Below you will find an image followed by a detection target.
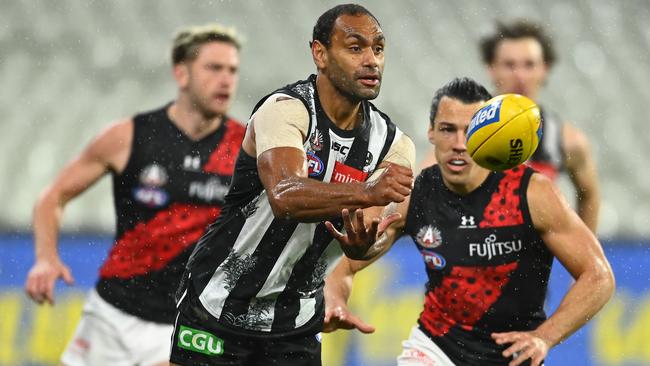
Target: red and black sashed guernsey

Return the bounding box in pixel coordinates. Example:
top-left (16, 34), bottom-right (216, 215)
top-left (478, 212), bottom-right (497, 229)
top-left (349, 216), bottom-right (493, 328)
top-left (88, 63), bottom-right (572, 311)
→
top-left (404, 165), bottom-right (553, 365)
top-left (96, 104), bottom-right (245, 324)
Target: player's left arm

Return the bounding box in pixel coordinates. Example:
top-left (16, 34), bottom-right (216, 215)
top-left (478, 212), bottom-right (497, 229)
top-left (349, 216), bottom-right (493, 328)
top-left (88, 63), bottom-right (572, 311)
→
top-left (492, 173), bottom-right (614, 366)
top-left (323, 199), bottom-right (408, 333)
top-left (321, 134), bottom-right (415, 330)
top-left (563, 123), bottom-right (600, 233)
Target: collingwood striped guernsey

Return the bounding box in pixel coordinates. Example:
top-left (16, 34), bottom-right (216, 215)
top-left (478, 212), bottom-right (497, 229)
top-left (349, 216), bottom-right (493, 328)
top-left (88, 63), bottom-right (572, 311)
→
top-left (179, 74), bottom-right (409, 337)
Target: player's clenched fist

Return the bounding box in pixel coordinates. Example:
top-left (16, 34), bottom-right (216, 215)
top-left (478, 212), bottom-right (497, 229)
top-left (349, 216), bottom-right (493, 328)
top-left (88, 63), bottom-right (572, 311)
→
top-left (364, 163), bottom-right (413, 206)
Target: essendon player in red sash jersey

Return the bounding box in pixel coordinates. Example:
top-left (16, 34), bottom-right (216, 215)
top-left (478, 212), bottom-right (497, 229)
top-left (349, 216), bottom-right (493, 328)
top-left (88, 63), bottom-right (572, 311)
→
top-left (402, 165), bottom-right (547, 365)
top-left (96, 107), bottom-right (244, 322)
top-left (26, 25), bottom-right (245, 366)
top-left (324, 78), bottom-right (614, 366)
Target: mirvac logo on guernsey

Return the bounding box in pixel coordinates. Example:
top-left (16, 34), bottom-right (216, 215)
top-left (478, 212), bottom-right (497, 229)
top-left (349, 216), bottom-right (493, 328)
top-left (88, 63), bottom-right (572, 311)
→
top-left (469, 234), bottom-right (522, 260)
top-left (177, 325), bottom-right (224, 356)
top-left (331, 161), bottom-right (368, 183)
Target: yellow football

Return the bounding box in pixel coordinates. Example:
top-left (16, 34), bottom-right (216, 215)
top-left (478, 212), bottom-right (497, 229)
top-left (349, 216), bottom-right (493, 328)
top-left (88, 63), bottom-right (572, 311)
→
top-left (466, 94), bottom-right (542, 171)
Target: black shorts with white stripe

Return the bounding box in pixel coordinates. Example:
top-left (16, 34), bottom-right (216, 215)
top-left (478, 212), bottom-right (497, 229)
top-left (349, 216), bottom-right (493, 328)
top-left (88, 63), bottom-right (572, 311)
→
top-left (170, 283), bottom-right (322, 366)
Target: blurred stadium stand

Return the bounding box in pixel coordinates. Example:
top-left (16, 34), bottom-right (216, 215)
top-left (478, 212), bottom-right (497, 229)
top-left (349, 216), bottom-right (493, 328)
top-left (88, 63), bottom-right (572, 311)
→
top-left (1, 1), bottom-right (649, 365)
top-left (0, 0), bottom-right (649, 237)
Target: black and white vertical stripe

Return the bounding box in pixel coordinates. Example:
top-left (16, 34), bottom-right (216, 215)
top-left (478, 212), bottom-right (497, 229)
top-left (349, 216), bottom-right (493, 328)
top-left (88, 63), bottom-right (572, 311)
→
top-left (194, 78), bottom-right (403, 334)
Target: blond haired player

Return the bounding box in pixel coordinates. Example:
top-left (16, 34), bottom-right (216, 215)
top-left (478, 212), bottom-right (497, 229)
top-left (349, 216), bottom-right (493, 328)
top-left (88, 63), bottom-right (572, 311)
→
top-left (25, 24), bottom-right (245, 366)
top-left (325, 78), bottom-right (614, 366)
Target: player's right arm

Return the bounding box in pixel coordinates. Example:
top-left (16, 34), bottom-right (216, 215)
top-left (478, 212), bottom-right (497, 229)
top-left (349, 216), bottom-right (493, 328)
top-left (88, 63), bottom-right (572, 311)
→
top-left (246, 95), bottom-right (414, 223)
top-left (25, 119), bottom-right (133, 305)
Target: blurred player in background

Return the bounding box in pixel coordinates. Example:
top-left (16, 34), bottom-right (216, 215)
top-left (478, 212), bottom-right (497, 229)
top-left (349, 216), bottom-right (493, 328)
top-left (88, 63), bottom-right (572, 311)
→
top-left (24, 24), bottom-right (245, 366)
top-left (170, 4), bottom-right (415, 365)
top-left (324, 78), bottom-right (614, 366)
top-left (419, 20), bottom-right (600, 233)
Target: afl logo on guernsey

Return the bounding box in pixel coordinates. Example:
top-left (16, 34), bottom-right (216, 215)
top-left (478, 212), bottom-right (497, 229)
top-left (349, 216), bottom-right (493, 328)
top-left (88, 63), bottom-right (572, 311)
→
top-left (421, 250), bottom-right (446, 270)
top-left (133, 163), bottom-right (169, 207)
top-left (416, 225), bottom-right (442, 249)
top-left (307, 153), bottom-right (324, 177)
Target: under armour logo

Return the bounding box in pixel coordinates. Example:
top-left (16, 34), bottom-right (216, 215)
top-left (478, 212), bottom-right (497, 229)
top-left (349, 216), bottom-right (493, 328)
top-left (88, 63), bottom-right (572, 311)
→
top-left (460, 215), bottom-right (476, 228)
top-left (183, 155), bottom-right (201, 171)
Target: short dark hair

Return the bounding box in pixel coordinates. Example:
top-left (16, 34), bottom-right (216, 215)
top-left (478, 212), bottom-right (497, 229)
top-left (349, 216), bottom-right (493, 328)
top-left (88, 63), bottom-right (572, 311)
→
top-left (172, 24), bottom-right (242, 65)
top-left (479, 19), bottom-right (556, 67)
top-left (429, 77), bottom-right (492, 125)
top-left (311, 4), bottom-right (380, 48)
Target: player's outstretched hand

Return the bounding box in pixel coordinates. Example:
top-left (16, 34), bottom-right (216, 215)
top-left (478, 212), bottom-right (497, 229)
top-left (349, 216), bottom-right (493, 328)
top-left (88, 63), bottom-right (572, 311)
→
top-left (491, 330), bottom-right (551, 366)
top-left (364, 162), bottom-right (413, 206)
top-left (325, 208), bottom-right (400, 260)
top-left (25, 257), bottom-right (75, 305)
top-left (323, 303), bottom-right (375, 334)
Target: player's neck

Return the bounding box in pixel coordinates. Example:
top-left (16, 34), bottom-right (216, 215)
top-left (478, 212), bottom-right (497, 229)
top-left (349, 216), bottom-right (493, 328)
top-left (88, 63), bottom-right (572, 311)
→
top-left (442, 168), bottom-right (491, 195)
top-left (316, 75), bottom-right (363, 131)
top-left (169, 99), bottom-right (224, 141)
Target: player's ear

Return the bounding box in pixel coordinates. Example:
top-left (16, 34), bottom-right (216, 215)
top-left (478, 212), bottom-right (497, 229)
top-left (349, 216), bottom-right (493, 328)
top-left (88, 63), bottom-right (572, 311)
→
top-left (312, 40), bottom-right (328, 70)
top-left (173, 62), bottom-right (190, 89)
